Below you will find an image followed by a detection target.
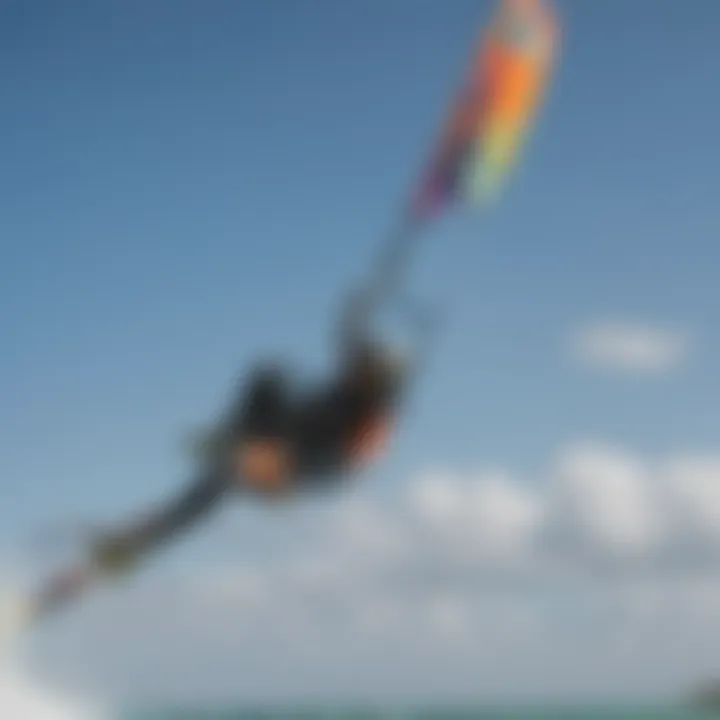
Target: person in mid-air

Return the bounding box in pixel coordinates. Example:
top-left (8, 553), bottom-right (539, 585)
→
top-left (68, 286), bottom-right (424, 584)
top-left (24, 288), bottom-right (418, 624)
top-left (25, 286), bottom-right (424, 625)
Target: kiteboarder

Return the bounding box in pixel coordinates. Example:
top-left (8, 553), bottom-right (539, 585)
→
top-left (26, 283), bottom-right (427, 622)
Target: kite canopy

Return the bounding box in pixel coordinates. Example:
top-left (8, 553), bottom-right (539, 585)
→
top-left (413, 0), bottom-right (560, 219)
top-left (365, 0), bottom-right (561, 309)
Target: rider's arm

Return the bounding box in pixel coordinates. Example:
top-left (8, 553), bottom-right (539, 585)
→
top-left (337, 287), bottom-right (376, 360)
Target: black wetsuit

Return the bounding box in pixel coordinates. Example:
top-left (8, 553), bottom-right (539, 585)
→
top-left (227, 286), bottom-right (396, 481)
top-left (86, 290), bottom-right (398, 574)
top-left (32, 368), bottom-right (392, 619)
top-left (85, 386), bottom-right (389, 576)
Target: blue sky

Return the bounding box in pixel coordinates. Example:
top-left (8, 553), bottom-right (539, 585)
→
top-left (3, 0), bottom-right (720, 706)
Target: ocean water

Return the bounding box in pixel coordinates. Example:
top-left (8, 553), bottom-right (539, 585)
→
top-left (2, 665), bottom-right (718, 720)
top-left (120, 708), bottom-right (719, 719)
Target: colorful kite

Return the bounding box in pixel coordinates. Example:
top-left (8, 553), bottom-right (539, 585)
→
top-left (413, 0), bottom-right (560, 218)
top-left (369, 0), bottom-right (561, 300)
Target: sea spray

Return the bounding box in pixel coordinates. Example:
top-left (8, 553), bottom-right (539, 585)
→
top-left (0, 657), bottom-right (105, 720)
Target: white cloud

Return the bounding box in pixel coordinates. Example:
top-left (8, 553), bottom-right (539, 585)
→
top-left (568, 321), bottom-right (691, 374)
top-left (0, 661), bottom-right (102, 720)
top-left (426, 594), bottom-right (471, 642)
top-left (664, 458), bottom-right (720, 542)
top-left (19, 443), bottom-right (720, 703)
top-left (553, 444), bottom-right (663, 555)
top-left (195, 564), bottom-right (266, 611)
top-left (410, 470), bottom-right (545, 565)
top-left (329, 497), bottom-right (409, 562)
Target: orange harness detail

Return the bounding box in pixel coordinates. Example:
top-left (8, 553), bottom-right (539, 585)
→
top-left (235, 412), bottom-right (394, 495)
top-left (347, 413), bottom-right (393, 467)
top-left (235, 439), bottom-right (293, 495)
